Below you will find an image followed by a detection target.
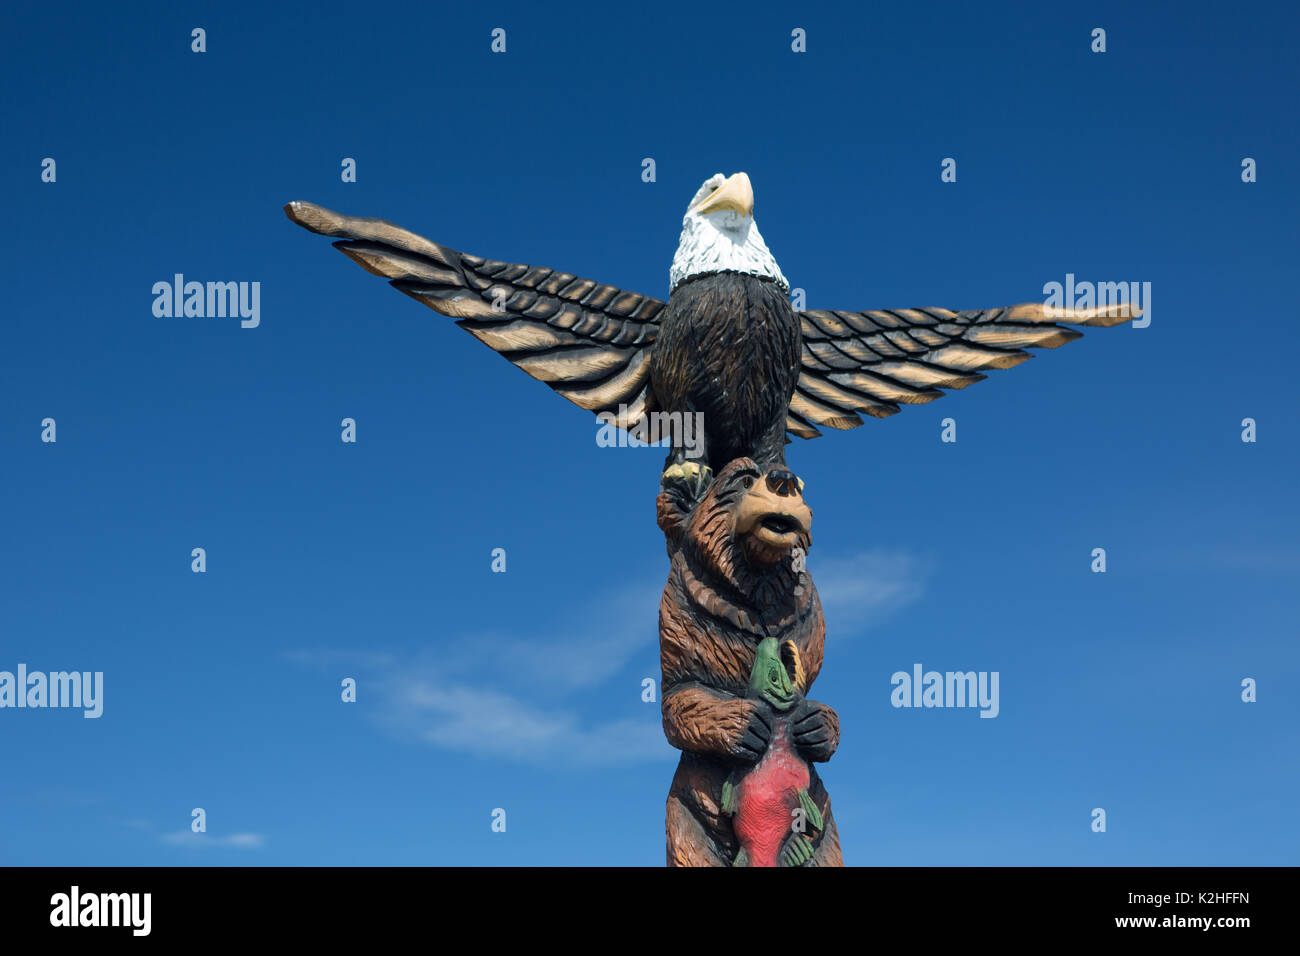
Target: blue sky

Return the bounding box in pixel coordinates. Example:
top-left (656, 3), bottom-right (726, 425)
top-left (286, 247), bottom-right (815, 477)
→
top-left (2, 0), bottom-right (1296, 865)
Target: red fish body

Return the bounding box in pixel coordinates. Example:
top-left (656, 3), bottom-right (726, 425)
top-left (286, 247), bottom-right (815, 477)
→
top-left (732, 719), bottom-right (811, 867)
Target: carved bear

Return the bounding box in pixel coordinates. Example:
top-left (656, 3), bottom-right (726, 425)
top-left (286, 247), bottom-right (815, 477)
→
top-left (657, 457), bottom-right (842, 867)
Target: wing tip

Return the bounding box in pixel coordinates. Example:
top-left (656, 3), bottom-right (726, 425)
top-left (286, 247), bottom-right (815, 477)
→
top-left (284, 200), bottom-right (338, 236)
top-left (1010, 301), bottom-right (1142, 328)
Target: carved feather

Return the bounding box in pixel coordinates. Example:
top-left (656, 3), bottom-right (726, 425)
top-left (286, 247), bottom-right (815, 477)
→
top-left (284, 201), bottom-right (663, 432)
top-left (791, 303), bottom-right (1141, 437)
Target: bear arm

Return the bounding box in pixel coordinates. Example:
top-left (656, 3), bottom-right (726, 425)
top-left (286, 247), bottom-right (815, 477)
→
top-left (662, 682), bottom-right (755, 758)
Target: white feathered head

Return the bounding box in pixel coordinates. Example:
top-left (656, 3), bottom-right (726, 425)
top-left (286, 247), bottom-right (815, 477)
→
top-left (669, 172), bottom-right (789, 294)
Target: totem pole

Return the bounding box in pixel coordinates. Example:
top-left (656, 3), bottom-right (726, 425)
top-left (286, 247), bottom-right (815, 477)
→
top-left (285, 171), bottom-right (1137, 866)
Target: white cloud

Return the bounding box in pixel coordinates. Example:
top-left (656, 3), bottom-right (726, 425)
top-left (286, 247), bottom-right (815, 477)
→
top-left (160, 831), bottom-right (266, 849)
top-left (285, 551), bottom-right (926, 764)
top-left (389, 680), bottom-right (668, 765)
top-left (807, 549), bottom-right (929, 634)
top-left (284, 583), bottom-right (670, 767)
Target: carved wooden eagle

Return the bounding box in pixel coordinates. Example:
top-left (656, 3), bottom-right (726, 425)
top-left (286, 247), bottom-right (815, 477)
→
top-left (285, 172), bottom-right (1138, 490)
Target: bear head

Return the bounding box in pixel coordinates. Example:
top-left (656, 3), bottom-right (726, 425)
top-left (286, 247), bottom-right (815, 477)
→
top-left (660, 458), bottom-right (812, 613)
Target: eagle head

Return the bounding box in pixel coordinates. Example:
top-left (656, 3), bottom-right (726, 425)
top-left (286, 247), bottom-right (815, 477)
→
top-left (669, 172), bottom-right (789, 294)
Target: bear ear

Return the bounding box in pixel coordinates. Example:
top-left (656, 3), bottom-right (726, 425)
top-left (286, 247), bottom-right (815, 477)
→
top-left (714, 457), bottom-right (760, 485)
top-left (780, 640), bottom-right (806, 693)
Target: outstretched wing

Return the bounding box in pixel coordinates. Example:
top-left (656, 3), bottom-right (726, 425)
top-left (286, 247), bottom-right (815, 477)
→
top-left (787, 303), bottom-right (1141, 438)
top-left (284, 201), bottom-right (663, 430)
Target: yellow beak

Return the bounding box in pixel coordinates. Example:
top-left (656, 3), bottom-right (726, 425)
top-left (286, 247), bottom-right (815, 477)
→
top-left (691, 171), bottom-right (754, 218)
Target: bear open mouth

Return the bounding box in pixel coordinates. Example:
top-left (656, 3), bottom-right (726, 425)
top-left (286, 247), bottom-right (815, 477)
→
top-left (760, 514), bottom-right (801, 535)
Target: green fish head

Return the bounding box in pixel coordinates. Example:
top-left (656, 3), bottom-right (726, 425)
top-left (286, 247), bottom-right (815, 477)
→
top-left (749, 637), bottom-right (797, 711)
